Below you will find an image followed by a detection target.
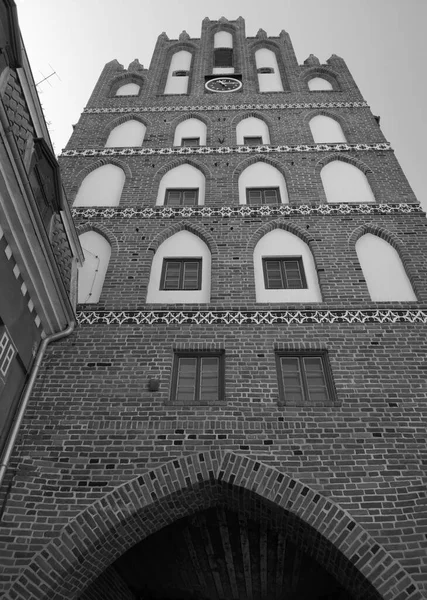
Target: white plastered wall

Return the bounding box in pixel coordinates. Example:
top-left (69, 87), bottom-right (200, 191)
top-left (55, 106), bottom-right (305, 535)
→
top-left (73, 164), bottom-right (125, 207)
top-left (78, 231), bottom-right (111, 303)
top-left (156, 164), bottom-right (205, 205)
top-left (213, 31), bottom-right (234, 74)
top-left (105, 120), bottom-right (146, 147)
top-left (254, 229), bottom-right (322, 303)
top-left (308, 77), bottom-right (333, 91)
top-left (321, 161), bottom-right (375, 204)
top-left (238, 162), bottom-right (288, 204)
top-left (164, 51), bottom-right (192, 95)
top-left (236, 117), bottom-right (270, 145)
top-left (115, 82), bottom-right (140, 96)
top-left (146, 230), bottom-right (211, 303)
top-left (310, 115), bottom-right (347, 143)
top-left (255, 49), bottom-right (283, 92)
top-left (356, 233), bottom-right (416, 301)
top-left (174, 118), bottom-right (207, 146)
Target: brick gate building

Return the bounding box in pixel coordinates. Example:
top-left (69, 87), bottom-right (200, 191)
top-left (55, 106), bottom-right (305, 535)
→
top-left (1, 16), bottom-right (427, 600)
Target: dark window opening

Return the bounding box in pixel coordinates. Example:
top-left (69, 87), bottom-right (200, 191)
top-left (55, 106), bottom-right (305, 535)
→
top-left (165, 189), bottom-right (199, 206)
top-left (257, 67), bottom-right (274, 74)
top-left (246, 187), bottom-right (280, 205)
top-left (172, 70), bottom-right (189, 77)
top-left (276, 352), bottom-right (336, 406)
top-left (243, 136), bottom-right (263, 146)
top-left (161, 258), bottom-right (202, 290)
top-left (263, 257), bottom-right (307, 289)
top-left (214, 48), bottom-right (233, 68)
top-left (181, 138), bottom-right (200, 147)
top-left (171, 352), bottom-right (224, 404)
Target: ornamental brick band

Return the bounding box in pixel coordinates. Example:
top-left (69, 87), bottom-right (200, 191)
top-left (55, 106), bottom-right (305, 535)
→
top-left (3, 452), bottom-right (421, 600)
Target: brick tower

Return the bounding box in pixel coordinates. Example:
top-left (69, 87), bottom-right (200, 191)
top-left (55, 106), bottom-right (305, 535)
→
top-left (1, 16), bottom-right (427, 600)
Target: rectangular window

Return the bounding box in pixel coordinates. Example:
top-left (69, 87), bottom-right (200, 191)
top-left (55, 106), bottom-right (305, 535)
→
top-left (161, 258), bottom-right (202, 290)
top-left (0, 329), bottom-right (15, 378)
top-left (165, 188), bottom-right (199, 206)
top-left (181, 138), bottom-right (200, 147)
top-left (263, 257), bottom-right (307, 289)
top-left (276, 352), bottom-right (336, 406)
top-left (214, 48), bottom-right (233, 68)
top-left (171, 352), bottom-right (224, 404)
top-left (243, 136), bottom-right (263, 146)
top-left (246, 187), bottom-right (280, 205)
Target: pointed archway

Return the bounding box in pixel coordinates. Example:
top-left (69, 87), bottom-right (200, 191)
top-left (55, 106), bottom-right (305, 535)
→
top-left (4, 452), bottom-right (420, 599)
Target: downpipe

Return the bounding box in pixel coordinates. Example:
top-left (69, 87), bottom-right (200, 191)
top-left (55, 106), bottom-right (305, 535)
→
top-left (0, 321), bottom-right (75, 491)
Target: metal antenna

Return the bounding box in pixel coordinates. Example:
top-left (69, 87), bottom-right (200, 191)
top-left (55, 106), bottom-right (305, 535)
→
top-left (36, 64), bottom-right (61, 88)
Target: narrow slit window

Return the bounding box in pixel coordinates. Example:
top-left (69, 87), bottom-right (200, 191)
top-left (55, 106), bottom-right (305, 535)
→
top-left (173, 70), bottom-right (190, 77)
top-left (161, 258), bottom-right (202, 290)
top-left (263, 257), bottom-right (307, 289)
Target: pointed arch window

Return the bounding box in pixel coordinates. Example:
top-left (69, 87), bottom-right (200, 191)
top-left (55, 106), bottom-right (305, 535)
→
top-left (174, 118), bottom-right (207, 146)
top-left (213, 31), bottom-right (234, 74)
top-left (73, 164), bottom-right (125, 207)
top-left (164, 50), bottom-right (192, 95)
top-left (321, 161), bottom-right (375, 204)
top-left (239, 162), bottom-right (288, 205)
top-left (156, 164), bottom-right (205, 206)
top-left (356, 233), bottom-right (416, 301)
top-left (236, 117), bottom-right (270, 145)
top-left (105, 120), bottom-right (146, 147)
top-left (78, 231), bottom-right (111, 304)
top-left (308, 77), bottom-right (333, 91)
top-left (255, 48), bottom-right (283, 92)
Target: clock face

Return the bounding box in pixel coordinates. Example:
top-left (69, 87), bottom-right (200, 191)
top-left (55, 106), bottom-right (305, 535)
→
top-left (205, 77), bottom-right (242, 93)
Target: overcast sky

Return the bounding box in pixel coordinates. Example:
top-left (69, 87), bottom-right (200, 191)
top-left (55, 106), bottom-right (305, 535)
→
top-left (15, 0), bottom-right (427, 210)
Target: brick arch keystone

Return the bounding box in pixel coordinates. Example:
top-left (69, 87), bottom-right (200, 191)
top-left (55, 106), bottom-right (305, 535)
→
top-left (4, 452), bottom-right (421, 600)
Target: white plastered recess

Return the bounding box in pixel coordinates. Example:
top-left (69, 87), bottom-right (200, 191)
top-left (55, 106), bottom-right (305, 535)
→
top-left (308, 77), bottom-right (333, 91)
top-left (146, 230), bottom-right (211, 304)
top-left (73, 164), bottom-right (125, 207)
top-left (115, 82), bottom-right (140, 96)
top-left (255, 48), bottom-right (283, 92)
top-left (356, 233), bottom-right (416, 301)
top-left (105, 120), bottom-right (146, 147)
top-left (236, 117), bottom-right (270, 145)
top-left (174, 118), bottom-right (207, 146)
top-left (164, 51), bottom-right (192, 95)
top-left (321, 161), bottom-right (375, 204)
top-left (309, 115), bottom-right (347, 143)
top-left (156, 164), bottom-right (205, 205)
top-left (238, 162), bottom-right (288, 204)
top-left (78, 231), bottom-right (111, 303)
top-left (254, 229), bottom-right (322, 303)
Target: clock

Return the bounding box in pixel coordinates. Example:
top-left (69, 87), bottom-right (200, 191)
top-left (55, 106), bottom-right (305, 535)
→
top-left (205, 77), bottom-right (242, 93)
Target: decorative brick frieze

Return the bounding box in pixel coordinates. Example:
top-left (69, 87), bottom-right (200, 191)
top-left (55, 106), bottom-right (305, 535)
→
top-left (61, 141), bottom-right (392, 158)
top-left (76, 308), bottom-right (427, 326)
top-left (71, 202), bottom-right (422, 220)
top-left (83, 101), bottom-right (369, 114)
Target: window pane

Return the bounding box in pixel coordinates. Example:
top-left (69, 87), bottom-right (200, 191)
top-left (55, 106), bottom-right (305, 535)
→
top-left (247, 190), bottom-right (263, 204)
top-left (263, 189), bottom-right (279, 204)
top-left (166, 190), bottom-right (182, 206)
top-left (280, 357), bottom-right (304, 402)
top-left (243, 137), bottom-right (263, 146)
top-left (182, 138), bottom-right (200, 147)
top-left (200, 357), bottom-right (219, 401)
top-left (182, 190), bottom-right (197, 206)
top-left (304, 357), bottom-right (329, 403)
top-left (176, 357), bottom-right (197, 403)
top-left (214, 49), bottom-right (233, 67)
top-left (163, 261), bottom-right (181, 289)
top-left (264, 260), bottom-right (284, 289)
top-left (182, 261), bottom-right (201, 289)
top-left (283, 260), bottom-right (304, 288)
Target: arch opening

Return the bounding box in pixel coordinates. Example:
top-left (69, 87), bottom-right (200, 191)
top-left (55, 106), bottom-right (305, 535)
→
top-left (321, 160), bottom-right (375, 204)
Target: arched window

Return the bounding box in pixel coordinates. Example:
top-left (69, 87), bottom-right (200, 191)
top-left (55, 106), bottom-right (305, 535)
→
top-left (236, 117), bottom-right (270, 145)
top-left (254, 229), bottom-right (322, 303)
top-left (308, 77), bottom-right (333, 91)
top-left (255, 48), bottom-right (283, 92)
top-left (115, 83), bottom-right (140, 96)
top-left (213, 31), bottom-right (234, 74)
top-left (239, 162), bottom-right (288, 205)
top-left (78, 231), bottom-right (111, 304)
top-left (356, 233), bottom-right (416, 301)
top-left (321, 161), bottom-right (375, 204)
top-left (173, 118), bottom-right (207, 146)
top-left (309, 115), bottom-right (347, 143)
top-left (164, 51), bottom-right (192, 95)
top-left (105, 120), bottom-right (146, 147)
top-left (73, 164), bottom-right (125, 207)
top-left (146, 230), bottom-right (211, 304)
top-left (156, 164), bottom-right (205, 206)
